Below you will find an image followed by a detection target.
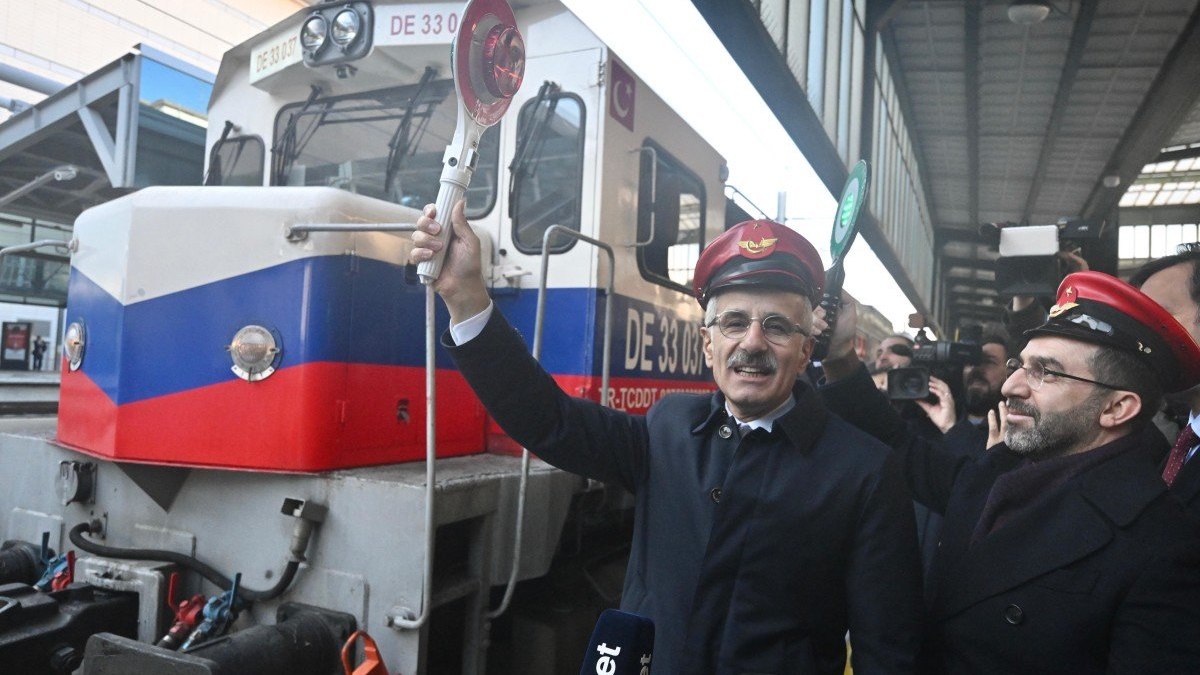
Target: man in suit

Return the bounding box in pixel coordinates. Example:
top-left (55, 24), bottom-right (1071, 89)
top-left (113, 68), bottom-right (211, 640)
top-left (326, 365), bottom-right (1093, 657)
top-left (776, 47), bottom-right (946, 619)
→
top-left (819, 271), bottom-right (1200, 674)
top-left (410, 202), bottom-right (922, 674)
top-left (1131, 242), bottom-right (1200, 516)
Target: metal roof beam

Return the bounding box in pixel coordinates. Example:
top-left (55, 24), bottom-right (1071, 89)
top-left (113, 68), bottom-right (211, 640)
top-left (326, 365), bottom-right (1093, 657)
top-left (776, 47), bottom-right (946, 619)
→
top-left (965, 0), bottom-right (980, 230)
top-left (0, 53), bottom-right (137, 164)
top-left (941, 255), bottom-right (996, 269)
top-left (1082, 5), bottom-right (1200, 223)
top-left (869, 0), bottom-right (911, 33)
top-left (1020, 0), bottom-right (1099, 223)
top-left (1119, 205), bottom-right (1200, 227)
top-left (1152, 145), bottom-right (1200, 164)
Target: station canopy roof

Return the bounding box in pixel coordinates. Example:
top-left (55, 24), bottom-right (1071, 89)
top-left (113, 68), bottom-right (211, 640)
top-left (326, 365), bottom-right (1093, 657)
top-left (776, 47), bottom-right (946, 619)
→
top-left (693, 0), bottom-right (1200, 328)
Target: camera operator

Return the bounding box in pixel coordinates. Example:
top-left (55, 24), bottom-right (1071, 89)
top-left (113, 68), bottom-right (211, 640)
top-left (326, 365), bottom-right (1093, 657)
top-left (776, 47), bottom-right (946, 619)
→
top-left (880, 328), bottom-right (1011, 571)
top-left (1003, 241), bottom-right (1091, 351)
top-left (916, 329), bottom-right (1012, 434)
top-left (875, 334), bottom-right (915, 373)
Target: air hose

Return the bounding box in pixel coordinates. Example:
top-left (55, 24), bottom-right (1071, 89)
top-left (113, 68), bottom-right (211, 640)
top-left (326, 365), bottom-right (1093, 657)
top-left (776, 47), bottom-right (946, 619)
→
top-left (69, 521), bottom-right (299, 602)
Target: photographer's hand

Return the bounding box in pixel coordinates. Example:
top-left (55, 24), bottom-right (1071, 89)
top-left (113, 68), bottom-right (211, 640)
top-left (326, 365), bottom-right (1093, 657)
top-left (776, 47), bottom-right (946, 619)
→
top-left (915, 375), bottom-right (957, 434)
top-left (1057, 249), bottom-right (1089, 273)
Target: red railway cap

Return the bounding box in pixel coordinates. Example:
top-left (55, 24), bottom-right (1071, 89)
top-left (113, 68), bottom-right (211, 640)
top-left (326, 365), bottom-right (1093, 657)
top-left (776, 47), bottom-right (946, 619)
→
top-left (692, 220), bottom-right (824, 308)
top-left (1025, 271), bottom-right (1200, 393)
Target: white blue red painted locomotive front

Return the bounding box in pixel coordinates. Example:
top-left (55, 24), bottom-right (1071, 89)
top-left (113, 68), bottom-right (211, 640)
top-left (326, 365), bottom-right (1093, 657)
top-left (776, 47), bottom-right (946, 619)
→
top-left (57, 186), bottom-right (711, 471)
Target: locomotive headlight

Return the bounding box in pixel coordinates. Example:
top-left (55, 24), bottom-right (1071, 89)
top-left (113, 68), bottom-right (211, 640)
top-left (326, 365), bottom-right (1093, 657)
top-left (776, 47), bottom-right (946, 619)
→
top-left (330, 9), bottom-right (362, 48)
top-left (300, 1), bottom-right (372, 68)
top-left (228, 325), bottom-right (280, 382)
top-left (64, 321), bottom-right (86, 372)
top-left (300, 15), bottom-right (329, 53)
top-left (482, 25), bottom-right (525, 98)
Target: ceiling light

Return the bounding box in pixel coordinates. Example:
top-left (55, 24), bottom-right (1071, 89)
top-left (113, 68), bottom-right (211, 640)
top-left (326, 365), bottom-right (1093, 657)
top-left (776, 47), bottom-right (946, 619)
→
top-left (1008, 1), bottom-right (1052, 24)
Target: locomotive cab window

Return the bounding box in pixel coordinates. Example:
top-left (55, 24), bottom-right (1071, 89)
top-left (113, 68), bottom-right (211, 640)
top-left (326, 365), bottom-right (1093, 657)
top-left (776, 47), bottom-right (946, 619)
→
top-left (206, 135), bottom-right (264, 186)
top-left (510, 89), bottom-right (585, 254)
top-left (271, 77), bottom-right (500, 218)
top-left (637, 143), bottom-right (706, 291)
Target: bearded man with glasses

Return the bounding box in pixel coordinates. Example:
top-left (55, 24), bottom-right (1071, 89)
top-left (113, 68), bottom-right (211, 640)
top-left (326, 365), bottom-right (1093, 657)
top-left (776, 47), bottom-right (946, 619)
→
top-left (819, 271), bottom-right (1200, 674)
top-left (411, 205), bottom-right (922, 675)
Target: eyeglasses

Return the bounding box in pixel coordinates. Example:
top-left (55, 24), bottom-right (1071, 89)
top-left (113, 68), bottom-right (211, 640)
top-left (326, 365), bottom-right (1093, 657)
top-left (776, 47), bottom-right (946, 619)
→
top-left (1004, 357), bottom-right (1127, 392)
top-left (706, 310), bottom-right (809, 346)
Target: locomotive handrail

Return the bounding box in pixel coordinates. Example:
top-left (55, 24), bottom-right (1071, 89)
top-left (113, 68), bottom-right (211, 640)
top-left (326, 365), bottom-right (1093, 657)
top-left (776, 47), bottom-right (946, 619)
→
top-left (0, 239), bottom-right (75, 262)
top-left (281, 219), bottom-right (436, 632)
top-left (487, 223), bottom-right (615, 620)
top-left (285, 222), bottom-right (417, 242)
top-left (390, 284), bottom-right (440, 630)
top-left (627, 146), bottom-right (658, 248)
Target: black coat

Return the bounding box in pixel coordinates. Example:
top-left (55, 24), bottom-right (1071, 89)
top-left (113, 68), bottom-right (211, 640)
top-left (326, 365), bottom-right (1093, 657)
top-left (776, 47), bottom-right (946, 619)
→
top-left (447, 311), bottom-right (923, 675)
top-left (915, 419), bottom-right (989, 574)
top-left (823, 365), bottom-right (1200, 673)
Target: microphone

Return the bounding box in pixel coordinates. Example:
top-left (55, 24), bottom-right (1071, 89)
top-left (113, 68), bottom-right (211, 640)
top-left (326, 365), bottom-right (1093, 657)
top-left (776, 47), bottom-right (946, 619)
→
top-left (579, 609), bottom-right (654, 675)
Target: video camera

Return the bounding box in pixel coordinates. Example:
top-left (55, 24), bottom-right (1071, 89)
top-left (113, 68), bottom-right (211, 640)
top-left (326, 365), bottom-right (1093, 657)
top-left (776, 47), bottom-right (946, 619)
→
top-left (886, 323), bottom-right (982, 401)
top-left (982, 217), bottom-right (1104, 297)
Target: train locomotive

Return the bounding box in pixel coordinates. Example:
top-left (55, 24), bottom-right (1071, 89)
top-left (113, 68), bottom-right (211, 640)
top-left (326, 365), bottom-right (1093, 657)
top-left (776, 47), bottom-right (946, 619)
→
top-left (0, 0), bottom-right (750, 671)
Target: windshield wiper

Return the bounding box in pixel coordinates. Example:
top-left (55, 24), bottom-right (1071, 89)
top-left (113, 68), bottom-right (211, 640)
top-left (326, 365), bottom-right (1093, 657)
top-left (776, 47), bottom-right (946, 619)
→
top-left (271, 85), bottom-right (324, 185)
top-left (507, 81), bottom-right (562, 218)
top-left (384, 67), bottom-right (438, 195)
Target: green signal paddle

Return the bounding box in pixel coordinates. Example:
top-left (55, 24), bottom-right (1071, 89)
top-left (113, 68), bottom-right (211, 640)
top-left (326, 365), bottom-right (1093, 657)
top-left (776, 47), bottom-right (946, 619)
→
top-left (812, 160), bottom-right (870, 360)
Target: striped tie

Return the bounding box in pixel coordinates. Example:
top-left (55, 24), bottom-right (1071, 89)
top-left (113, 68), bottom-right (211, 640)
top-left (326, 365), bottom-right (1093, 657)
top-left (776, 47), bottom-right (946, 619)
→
top-left (1163, 425), bottom-right (1199, 488)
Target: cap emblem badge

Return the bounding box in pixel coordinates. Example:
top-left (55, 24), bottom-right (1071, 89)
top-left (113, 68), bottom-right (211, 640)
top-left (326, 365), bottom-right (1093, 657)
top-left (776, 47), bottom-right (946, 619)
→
top-left (1048, 301), bottom-right (1078, 318)
top-left (738, 237), bottom-right (778, 258)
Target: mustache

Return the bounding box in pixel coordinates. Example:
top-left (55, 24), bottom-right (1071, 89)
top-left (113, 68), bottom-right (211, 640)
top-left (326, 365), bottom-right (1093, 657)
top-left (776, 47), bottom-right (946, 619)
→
top-left (727, 350), bottom-right (778, 372)
top-left (1005, 399), bottom-right (1039, 420)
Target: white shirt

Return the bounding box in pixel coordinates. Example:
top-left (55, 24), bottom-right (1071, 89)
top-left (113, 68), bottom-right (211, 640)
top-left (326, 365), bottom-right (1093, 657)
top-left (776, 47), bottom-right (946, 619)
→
top-left (449, 301), bottom-right (495, 345)
top-left (1186, 412), bottom-right (1200, 464)
top-left (727, 396), bottom-right (796, 433)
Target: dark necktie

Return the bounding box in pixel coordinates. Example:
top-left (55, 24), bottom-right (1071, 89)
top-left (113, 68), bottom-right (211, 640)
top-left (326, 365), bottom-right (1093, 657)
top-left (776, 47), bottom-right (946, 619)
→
top-left (1163, 425), bottom-right (1199, 487)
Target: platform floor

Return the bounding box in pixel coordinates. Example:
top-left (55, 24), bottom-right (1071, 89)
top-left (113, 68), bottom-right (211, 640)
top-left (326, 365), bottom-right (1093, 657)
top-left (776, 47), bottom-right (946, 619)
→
top-left (0, 370), bottom-right (60, 414)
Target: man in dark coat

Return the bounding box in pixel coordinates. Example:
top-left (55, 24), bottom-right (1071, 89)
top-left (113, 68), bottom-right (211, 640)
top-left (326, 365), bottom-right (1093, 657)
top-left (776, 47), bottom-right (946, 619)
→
top-left (819, 271), bottom-right (1200, 674)
top-left (411, 201), bottom-right (923, 674)
top-left (1131, 242), bottom-right (1200, 518)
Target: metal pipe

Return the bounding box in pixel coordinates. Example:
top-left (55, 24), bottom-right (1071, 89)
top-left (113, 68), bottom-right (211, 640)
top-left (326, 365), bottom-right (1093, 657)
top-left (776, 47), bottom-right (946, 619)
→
top-left (0, 239), bottom-right (74, 261)
top-left (0, 63), bottom-right (64, 95)
top-left (284, 222), bottom-right (417, 241)
top-left (280, 217), bottom-right (428, 627)
top-left (487, 223), bottom-right (615, 619)
top-left (0, 96), bottom-right (30, 113)
top-left (0, 166), bottom-right (78, 209)
top-left (392, 284), bottom-right (438, 630)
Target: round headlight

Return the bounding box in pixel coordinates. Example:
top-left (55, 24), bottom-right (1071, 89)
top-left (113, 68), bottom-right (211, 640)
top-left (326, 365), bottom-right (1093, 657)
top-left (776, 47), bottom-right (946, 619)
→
top-left (228, 325), bottom-right (279, 382)
top-left (64, 321), bottom-right (86, 372)
top-left (482, 25), bottom-right (525, 99)
top-left (300, 15), bottom-right (329, 53)
top-left (330, 9), bottom-right (362, 48)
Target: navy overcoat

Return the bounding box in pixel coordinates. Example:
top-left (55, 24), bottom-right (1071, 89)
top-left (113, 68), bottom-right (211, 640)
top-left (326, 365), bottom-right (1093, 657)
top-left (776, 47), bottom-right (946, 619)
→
top-left (447, 311), bottom-right (922, 675)
top-left (822, 364), bottom-right (1200, 674)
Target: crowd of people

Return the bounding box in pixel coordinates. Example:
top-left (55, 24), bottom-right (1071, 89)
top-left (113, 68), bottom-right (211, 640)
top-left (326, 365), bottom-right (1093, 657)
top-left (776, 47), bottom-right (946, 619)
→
top-left (410, 199), bottom-right (1200, 674)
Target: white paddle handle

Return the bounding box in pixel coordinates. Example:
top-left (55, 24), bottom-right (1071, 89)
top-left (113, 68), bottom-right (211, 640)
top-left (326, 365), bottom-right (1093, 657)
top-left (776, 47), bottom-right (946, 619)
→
top-left (418, 121), bottom-right (483, 285)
